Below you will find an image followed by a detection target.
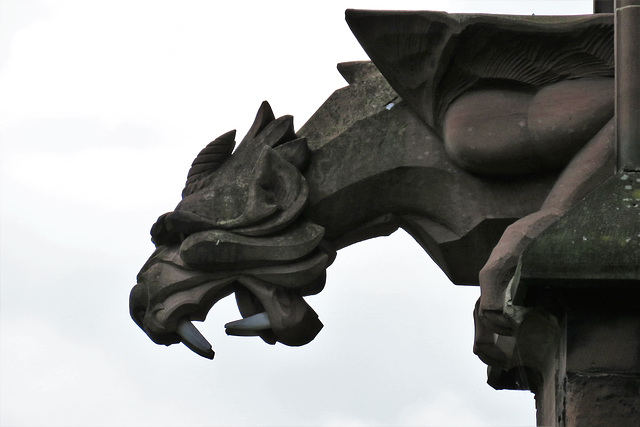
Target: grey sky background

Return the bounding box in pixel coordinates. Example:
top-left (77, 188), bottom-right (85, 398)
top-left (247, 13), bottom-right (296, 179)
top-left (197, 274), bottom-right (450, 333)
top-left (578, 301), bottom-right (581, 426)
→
top-left (1, 1), bottom-right (592, 426)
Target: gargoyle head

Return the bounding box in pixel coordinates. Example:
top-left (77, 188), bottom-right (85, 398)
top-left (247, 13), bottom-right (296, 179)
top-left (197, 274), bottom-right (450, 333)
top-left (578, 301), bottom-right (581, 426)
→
top-left (130, 102), bottom-right (334, 358)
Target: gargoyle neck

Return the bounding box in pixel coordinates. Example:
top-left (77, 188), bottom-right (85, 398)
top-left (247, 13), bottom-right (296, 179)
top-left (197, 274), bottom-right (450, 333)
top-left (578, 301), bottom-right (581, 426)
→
top-left (302, 103), bottom-right (557, 285)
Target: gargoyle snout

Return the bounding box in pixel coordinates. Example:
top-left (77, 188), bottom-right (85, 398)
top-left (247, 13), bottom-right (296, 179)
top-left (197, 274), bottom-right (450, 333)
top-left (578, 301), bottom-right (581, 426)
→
top-left (130, 279), bottom-right (215, 359)
top-left (129, 283), bottom-right (147, 331)
top-left (129, 281), bottom-right (182, 347)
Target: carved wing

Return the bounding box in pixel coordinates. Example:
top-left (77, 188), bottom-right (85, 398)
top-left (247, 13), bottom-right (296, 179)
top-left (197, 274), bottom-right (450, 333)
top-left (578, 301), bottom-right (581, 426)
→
top-left (346, 10), bottom-right (613, 133)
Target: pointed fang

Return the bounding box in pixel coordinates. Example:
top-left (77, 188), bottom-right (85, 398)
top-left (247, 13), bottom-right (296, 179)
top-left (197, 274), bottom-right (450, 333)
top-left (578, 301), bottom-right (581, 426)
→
top-left (225, 312), bottom-right (271, 336)
top-left (176, 318), bottom-right (214, 359)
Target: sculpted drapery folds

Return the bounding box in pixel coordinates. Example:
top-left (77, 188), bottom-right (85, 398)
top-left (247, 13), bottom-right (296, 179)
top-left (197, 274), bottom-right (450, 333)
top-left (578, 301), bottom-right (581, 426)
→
top-left (131, 10), bottom-right (616, 376)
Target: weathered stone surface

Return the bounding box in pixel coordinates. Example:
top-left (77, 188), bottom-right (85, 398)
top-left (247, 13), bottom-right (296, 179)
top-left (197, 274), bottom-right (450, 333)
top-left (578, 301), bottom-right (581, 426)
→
top-left (130, 16), bottom-right (637, 427)
top-left (304, 97), bottom-right (556, 284)
top-left (132, 8), bottom-right (620, 359)
top-left (475, 4), bottom-right (640, 425)
top-left (565, 374), bottom-right (640, 426)
top-left (298, 61), bottom-right (399, 150)
top-left (517, 171), bottom-right (640, 291)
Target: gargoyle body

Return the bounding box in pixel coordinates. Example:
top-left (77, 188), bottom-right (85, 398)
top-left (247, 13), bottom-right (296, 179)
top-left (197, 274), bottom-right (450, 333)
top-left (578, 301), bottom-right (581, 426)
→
top-left (131, 10), bottom-right (615, 384)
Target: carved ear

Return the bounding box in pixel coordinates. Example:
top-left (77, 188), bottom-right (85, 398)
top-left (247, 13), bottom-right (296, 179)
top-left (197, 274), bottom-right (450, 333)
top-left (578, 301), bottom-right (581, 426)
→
top-left (233, 147), bottom-right (309, 237)
top-left (183, 130), bottom-right (236, 197)
top-left (274, 137), bottom-right (310, 171)
top-left (249, 115), bottom-right (297, 149)
top-left (241, 101), bottom-right (276, 144)
top-left (236, 102), bottom-right (298, 156)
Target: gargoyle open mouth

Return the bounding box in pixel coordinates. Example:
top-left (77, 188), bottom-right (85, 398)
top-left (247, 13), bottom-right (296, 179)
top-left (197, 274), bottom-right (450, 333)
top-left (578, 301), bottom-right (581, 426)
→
top-left (130, 101), bottom-right (338, 359)
top-left (130, 220), bottom-right (334, 359)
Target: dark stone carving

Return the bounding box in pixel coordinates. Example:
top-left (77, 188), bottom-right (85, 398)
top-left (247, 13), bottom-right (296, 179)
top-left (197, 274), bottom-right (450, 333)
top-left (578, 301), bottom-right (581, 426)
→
top-left (131, 10), bottom-right (621, 359)
top-left (346, 11), bottom-right (614, 175)
top-left (131, 6), bottom-right (639, 423)
top-left (479, 3), bottom-right (640, 424)
top-left (131, 104), bottom-right (329, 357)
top-left (130, 67), bottom-right (557, 357)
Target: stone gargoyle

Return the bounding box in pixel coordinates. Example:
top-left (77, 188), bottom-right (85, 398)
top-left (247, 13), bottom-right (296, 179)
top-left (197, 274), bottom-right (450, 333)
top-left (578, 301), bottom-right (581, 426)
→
top-left (130, 10), bottom-right (615, 374)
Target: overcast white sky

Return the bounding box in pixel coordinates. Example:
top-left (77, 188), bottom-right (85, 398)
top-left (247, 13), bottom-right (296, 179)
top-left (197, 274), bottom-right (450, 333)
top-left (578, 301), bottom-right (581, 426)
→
top-left (1, 1), bottom-right (594, 426)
